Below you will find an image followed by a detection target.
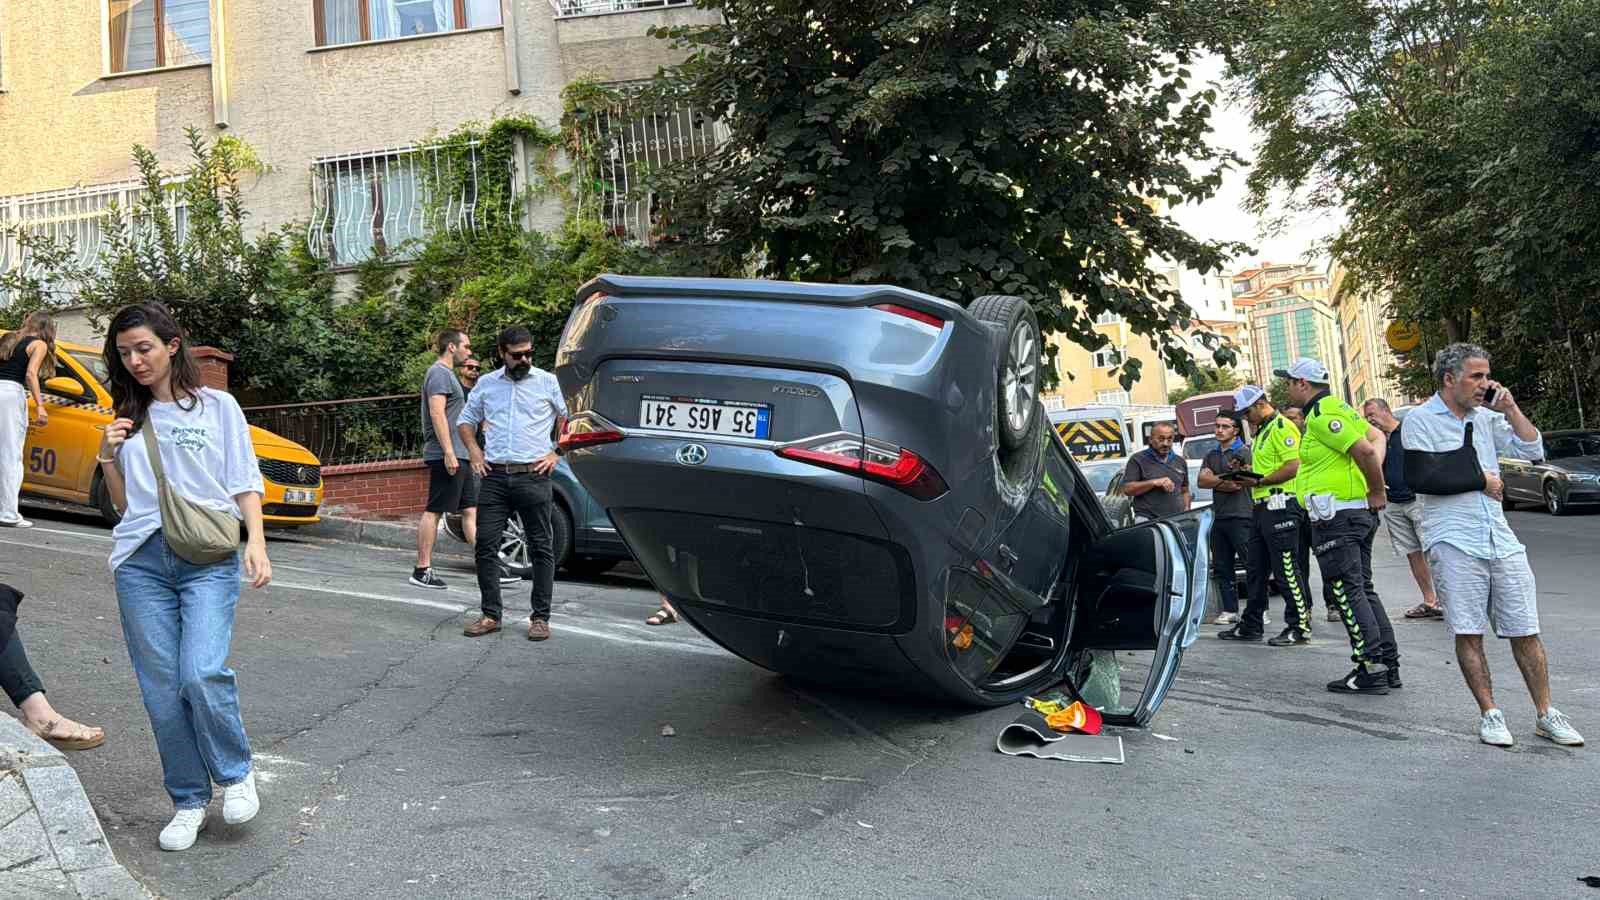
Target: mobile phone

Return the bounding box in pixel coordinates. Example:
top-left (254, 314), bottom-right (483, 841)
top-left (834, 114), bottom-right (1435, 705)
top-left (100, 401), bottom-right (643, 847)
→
top-left (1483, 385), bottom-right (1498, 406)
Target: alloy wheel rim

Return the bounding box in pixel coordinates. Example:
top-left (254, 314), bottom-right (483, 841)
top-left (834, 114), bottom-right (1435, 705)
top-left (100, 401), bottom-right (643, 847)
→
top-left (1002, 321), bottom-right (1038, 433)
top-left (500, 515), bottom-right (530, 568)
top-left (1546, 484), bottom-right (1559, 513)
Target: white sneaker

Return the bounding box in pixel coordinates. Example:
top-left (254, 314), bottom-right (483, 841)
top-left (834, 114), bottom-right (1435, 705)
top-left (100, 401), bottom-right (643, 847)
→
top-left (1536, 708), bottom-right (1585, 746)
top-left (1479, 709), bottom-right (1514, 747)
top-left (0, 518), bottom-right (31, 529)
top-left (159, 808), bottom-right (207, 851)
top-left (222, 771), bottom-right (260, 825)
top-left (1213, 612), bottom-right (1240, 625)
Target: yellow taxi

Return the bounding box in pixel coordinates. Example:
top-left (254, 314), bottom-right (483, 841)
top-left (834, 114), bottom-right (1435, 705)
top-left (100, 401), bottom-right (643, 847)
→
top-left (17, 336), bottom-right (324, 527)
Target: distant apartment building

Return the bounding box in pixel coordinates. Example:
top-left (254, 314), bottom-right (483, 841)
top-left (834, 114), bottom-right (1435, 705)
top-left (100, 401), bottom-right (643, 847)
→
top-left (1231, 261), bottom-right (1344, 392)
top-left (0, 0), bottom-right (718, 338)
top-left (1328, 259), bottom-right (1408, 405)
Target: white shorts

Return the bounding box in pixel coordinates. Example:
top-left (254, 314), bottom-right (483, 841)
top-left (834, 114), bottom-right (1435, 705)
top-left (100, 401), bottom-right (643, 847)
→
top-left (1384, 501), bottom-right (1425, 555)
top-left (1426, 542), bottom-right (1540, 638)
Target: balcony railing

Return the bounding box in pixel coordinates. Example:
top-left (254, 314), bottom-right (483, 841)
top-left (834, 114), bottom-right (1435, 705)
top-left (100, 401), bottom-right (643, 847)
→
top-left (575, 101), bottom-right (727, 244)
top-left (550, 0), bottom-right (691, 18)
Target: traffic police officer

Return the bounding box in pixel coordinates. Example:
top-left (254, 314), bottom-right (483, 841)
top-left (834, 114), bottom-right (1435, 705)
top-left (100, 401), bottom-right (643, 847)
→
top-left (1217, 384), bottom-right (1315, 645)
top-left (1279, 358), bottom-right (1398, 694)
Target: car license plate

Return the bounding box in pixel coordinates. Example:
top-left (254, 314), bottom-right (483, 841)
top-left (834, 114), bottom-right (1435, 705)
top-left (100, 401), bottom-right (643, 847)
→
top-left (284, 489), bottom-right (317, 503)
top-left (639, 395), bottom-right (771, 439)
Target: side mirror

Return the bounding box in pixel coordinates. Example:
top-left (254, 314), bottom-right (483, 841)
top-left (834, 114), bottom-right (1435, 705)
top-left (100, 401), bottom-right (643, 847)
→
top-left (43, 376), bottom-right (86, 400)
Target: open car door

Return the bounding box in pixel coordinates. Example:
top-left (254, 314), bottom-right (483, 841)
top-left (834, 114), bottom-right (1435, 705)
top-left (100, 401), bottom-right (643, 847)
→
top-left (1067, 509), bottom-right (1213, 726)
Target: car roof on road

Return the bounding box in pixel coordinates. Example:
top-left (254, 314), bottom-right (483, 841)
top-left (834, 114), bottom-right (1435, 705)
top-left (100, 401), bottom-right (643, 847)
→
top-left (578, 274), bottom-right (969, 320)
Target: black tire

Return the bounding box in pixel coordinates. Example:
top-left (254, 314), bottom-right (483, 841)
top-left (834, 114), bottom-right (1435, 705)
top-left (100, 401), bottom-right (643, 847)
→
top-left (968, 294), bottom-right (1041, 453)
top-left (1502, 494), bottom-right (1516, 511)
top-left (1544, 481), bottom-right (1569, 516)
top-left (442, 512), bottom-right (466, 543)
top-left (550, 503), bottom-right (574, 571)
top-left (564, 557), bottom-right (618, 577)
top-left (92, 474), bottom-right (121, 527)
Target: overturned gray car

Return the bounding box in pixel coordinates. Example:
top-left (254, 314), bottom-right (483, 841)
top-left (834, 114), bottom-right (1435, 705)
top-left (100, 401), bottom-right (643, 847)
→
top-left (554, 275), bottom-right (1211, 724)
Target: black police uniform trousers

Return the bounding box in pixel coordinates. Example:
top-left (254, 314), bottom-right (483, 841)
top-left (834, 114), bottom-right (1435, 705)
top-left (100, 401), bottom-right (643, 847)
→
top-left (1243, 496), bottom-right (1314, 635)
top-left (475, 467), bottom-right (556, 623)
top-left (1312, 508), bottom-right (1398, 666)
top-left (1210, 515), bottom-right (1250, 614)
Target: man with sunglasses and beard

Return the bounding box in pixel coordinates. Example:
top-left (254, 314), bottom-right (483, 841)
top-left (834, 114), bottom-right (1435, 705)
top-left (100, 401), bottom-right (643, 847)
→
top-left (458, 327), bottom-right (567, 641)
top-left (452, 355), bottom-right (520, 587)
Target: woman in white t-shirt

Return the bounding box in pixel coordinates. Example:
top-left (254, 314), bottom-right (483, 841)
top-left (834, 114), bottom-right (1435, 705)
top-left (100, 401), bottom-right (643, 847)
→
top-left (96, 303), bottom-right (272, 853)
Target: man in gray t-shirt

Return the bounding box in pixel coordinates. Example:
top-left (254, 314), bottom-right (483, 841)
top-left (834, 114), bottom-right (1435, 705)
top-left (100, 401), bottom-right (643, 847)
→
top-left (1122, 422), bottom-right (1190, 521)
top-left (411, 329), bottom-right (473, 590)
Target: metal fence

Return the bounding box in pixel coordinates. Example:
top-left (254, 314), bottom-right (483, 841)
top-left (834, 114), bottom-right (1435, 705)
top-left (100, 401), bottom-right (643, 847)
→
top-left (550, 0), bottom-right (690, 17)
top-left (243, 395), bottom-right (421, 468)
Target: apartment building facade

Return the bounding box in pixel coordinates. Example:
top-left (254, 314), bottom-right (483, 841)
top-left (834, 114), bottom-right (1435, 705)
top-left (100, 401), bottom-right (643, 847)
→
top-left (0, 0), bottom-right (716, 338)
top-left (1230, 261), bottom-right (1345, 392)
top-left (1328, 259), bottom-right (1408, 406)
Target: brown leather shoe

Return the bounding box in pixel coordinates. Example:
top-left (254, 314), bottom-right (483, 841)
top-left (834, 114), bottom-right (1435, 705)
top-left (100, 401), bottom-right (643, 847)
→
top-left (527, 618), bottom-right (551, 642)
top-left (463, 616), bottom-right (500, 637)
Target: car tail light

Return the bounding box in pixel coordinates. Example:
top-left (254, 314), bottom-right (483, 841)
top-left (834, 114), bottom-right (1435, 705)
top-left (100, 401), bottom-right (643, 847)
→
top-left (871, 303), bottom-right (945, 330)
top-left (778, 436), bottom-right (949, 501)
top-left (559, 414), bottom-right (624, 452)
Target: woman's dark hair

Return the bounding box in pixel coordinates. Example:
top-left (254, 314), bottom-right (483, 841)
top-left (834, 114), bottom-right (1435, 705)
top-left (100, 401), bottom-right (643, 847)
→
top-left (103, 304), bottom-right (205, 429)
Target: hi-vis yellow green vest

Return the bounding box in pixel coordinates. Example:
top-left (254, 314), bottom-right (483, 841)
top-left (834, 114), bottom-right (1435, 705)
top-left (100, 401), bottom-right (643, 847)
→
top-left (1249, 414), bottom-right (1300, 501)
top-left (1297, 391), bottom-right (1370, 503)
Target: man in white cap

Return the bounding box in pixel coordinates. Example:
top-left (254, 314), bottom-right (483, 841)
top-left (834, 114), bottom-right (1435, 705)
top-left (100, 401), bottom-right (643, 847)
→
top-left (1279, 357), bottom-right (1396, 694)
top-left (1217, 384), bottom-right (1315, 645)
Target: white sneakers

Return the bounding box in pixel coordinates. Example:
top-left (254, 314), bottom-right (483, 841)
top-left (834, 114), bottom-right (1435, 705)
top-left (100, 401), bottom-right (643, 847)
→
top-left (1536, 708), bottom-right (1585, 746)
top-left (159, 808), bottom-right (207, 851)
top-left (1479, 707), bottom-right (1585, 748)
top-left (0, 517), bottom-right (32, 529)
top-left (159, 771), bottom-right (259, 851)
top-left (223, 771), bottom-right (261, 825)
top-left (1213, 612), bottom-right (1240, 625)
top-left (1479, 709), bottom-right (1514, 747)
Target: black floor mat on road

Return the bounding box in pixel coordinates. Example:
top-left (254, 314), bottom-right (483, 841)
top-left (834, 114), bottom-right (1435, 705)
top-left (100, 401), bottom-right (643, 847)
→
top-left (996, 709), bottom-right (1124, 764)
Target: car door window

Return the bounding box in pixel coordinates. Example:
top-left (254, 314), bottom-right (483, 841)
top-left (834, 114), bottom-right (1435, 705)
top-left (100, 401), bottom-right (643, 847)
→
top-left (1067, 510), bottom-right (1212, 726)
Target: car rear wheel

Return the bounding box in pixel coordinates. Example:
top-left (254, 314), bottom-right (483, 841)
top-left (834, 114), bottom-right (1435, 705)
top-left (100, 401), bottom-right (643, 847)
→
top-left (969, 295), bottom-right (1040, 453)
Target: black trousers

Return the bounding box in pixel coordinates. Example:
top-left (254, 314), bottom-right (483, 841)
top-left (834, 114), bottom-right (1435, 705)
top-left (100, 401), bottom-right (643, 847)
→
top-left (1296, 506), bottom-right (1313, 606)
top-left (1210, 516), bottom-right (1250, 614)
top-left (1313, 508), bottom-right (1398, 666)
top-left (0, 630), bottom-right (44, 708)
top-left (475, 470), bottom-right (555, 622)
top-left (1244, 498), bottom-right (1313, 634)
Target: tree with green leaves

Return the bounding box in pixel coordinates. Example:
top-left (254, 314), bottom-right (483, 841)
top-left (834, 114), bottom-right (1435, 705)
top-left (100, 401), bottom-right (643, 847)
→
top-left (1168, 363), bottom-right (1243, 404)
top-left (1229, 0), bottom-right (1498, 347)
top-left (643, 0), bottom-right (1250, 387)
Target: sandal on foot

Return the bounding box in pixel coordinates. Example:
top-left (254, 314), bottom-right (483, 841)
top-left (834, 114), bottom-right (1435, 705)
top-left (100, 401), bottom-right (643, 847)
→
top-left (1404, 602), bottom-right (1444, 619)
top-left (645, 607), bottom-right (679, 626)
top-left (29, 718), bottom-right (106, 751)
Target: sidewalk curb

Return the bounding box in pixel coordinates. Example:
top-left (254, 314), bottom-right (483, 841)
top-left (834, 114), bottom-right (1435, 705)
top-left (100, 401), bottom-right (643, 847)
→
top-left (0, 717), bottom-right (154, 899)
top-left (301, 515), bottom-right (472, 559)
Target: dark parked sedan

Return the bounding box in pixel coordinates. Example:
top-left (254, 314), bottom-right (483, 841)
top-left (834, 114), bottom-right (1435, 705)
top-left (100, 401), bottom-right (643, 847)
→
top-left (553, 275), bottom-right (1212, 723)
top-left (1501, 430), bottom-right (1600, 515)
top-left (442, 457), bottom-right (632, 577)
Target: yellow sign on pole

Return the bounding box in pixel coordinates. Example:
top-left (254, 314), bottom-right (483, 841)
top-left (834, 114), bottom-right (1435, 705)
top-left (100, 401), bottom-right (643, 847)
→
top-left (1385, 321), bottom-right (1422, 353)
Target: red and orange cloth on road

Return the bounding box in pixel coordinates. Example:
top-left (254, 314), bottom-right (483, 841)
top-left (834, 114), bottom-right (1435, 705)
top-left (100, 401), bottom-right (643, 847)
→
top-left (1023, 695), bottom-right (1103, 735)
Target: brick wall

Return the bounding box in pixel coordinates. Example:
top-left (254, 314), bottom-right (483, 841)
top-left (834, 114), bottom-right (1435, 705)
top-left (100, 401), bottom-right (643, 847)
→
top-left (321, 459), bottom-right (431, 520)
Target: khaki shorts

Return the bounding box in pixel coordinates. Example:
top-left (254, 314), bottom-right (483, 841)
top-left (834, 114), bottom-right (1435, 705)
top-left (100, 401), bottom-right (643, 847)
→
top-left (1427, 542), bottom-right (1541, 638)
top-left (1384, 501), bottom-right (1425, 555)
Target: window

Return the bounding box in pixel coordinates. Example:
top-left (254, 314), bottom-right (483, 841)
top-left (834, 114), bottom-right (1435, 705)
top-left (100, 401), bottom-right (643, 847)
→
top-left (315, 0), bottom-right (502, 47)
top-left (309, 142), bottom-right (514, 265)
top-left (1093, 347), bottom-right (1122, 369)
top-left (1, 180), bottom-right (188, 305)
top-left (1096, 390), bottom-right (1130, 406)
top-left (1094, 310), bottom-right (1123, 325)
top-left (107, 0), bottom-right (211, 73)
top-left (580, 97), bottom-right (728, 244)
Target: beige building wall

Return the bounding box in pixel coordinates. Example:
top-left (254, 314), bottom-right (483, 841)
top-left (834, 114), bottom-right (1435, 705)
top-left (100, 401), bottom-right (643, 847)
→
top-left (1329, 259), bottom-right (1405, 405)
top-left (1043, 316), bottom-right (1176, 409)
top-left (0, 0), bottom-right (718, 274)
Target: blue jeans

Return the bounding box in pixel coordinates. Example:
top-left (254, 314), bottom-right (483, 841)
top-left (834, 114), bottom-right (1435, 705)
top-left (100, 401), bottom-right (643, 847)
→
top-left (115, 532), bottom-right (252, 809)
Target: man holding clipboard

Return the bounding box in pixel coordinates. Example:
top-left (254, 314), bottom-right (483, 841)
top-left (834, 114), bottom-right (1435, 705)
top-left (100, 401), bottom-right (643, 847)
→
top-left (1217, 385), bottom-right (1316, 646)
top-left (1197, 411), bottom-right (1253, 625)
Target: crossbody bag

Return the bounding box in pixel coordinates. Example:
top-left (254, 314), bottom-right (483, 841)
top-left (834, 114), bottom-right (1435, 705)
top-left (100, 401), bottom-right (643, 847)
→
top-left (142, 423), bottom-right (240, 564)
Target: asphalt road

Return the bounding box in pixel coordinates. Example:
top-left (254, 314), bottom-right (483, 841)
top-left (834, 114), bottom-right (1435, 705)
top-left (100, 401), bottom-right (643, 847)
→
top-left (4, 502), bottom-right (1600, 899)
